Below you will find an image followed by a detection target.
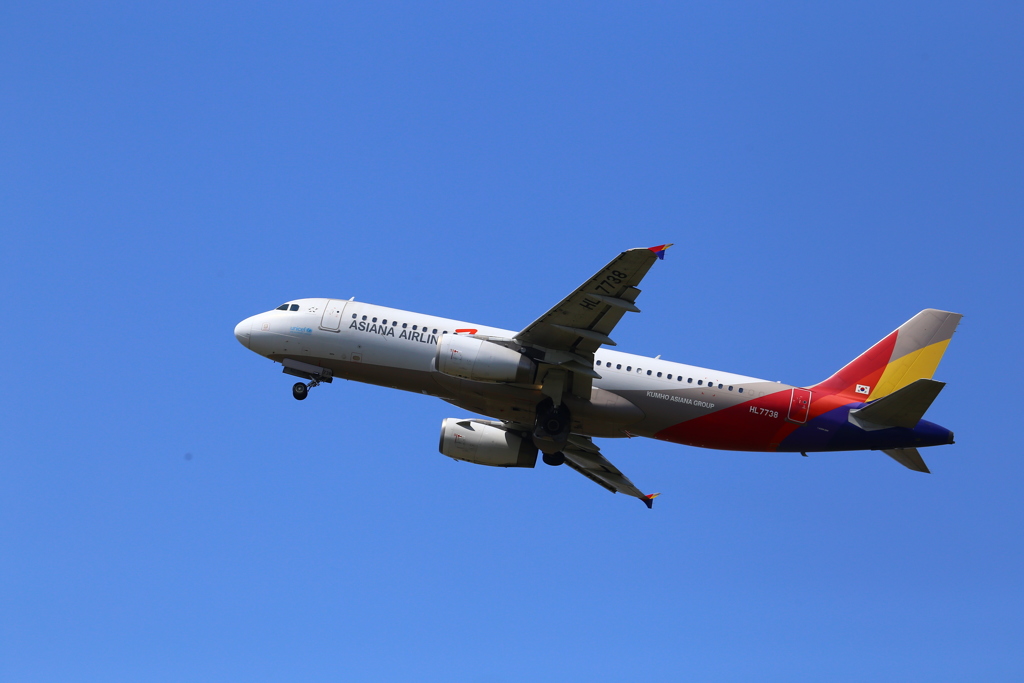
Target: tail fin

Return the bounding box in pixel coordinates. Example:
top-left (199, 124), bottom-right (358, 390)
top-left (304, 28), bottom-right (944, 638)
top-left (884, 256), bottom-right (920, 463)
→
top-left (811, 309), bottom-right (962, 402)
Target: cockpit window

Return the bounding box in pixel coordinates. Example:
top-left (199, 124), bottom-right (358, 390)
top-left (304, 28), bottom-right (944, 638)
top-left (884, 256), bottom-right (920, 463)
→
top-left (289, 304), bottom-right (299, 311)
top-left (276, 304), bottom-right (289, 310)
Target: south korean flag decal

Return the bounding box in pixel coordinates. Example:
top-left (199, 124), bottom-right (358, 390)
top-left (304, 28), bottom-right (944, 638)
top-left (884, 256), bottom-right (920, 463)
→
top-left (855, 384), bottom-right (871, 395)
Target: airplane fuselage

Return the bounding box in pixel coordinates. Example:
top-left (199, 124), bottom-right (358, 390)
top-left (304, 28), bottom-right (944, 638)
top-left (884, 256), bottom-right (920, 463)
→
top-left (235, 297), bottom-right (954, 455)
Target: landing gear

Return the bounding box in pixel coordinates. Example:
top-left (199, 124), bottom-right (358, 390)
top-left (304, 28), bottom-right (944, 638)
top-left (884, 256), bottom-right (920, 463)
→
top-left (282, 359), bottom-right (333, 401)
top-left (542, 451), bottom-right (565, 466)
top-left (532, 397), bottom-right (572, 454)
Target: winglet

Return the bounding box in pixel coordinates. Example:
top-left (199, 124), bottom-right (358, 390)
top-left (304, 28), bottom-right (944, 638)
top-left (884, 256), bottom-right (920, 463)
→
top-left (647, 243), bottom-right (674, 260)
top-left (642, 492), bottom-right (661, 509)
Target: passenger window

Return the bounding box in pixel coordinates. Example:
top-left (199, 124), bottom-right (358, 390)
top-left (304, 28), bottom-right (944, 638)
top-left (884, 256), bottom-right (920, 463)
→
top-left (719, 384), bottom-right (723, 389)
top-left (362, 315), bottom-right (367, 321)
top-left (289, 304), bottom-right (299, 311)
top-left (616, 364), bottom-right (622, 370)
top-left (688, 378), bottom-right (692, 383)
top-left (392, 321), bottom-right (397, 326)
top-left (666, 374), bottom-right (671, 379)
top-left (698, 380), bottom-right (703, 385)
top-left (677, 376), bottom-right (683, 382)
top-left (738, 388), bottom-right (744, 393)
top-left (646, 370), bottom-right (652, 376)
top-left (728, 386), bottom-right (733, 391)
top-left (626, 366), bottom-right (632, 372)
top-left (657, 372), bottom-right (663, 378)
top-left (351, 314), bottom-right (356, 319)
top-left (433, 329), bottom-right (438, 334)
top-left (372, 317), bottom-right (377, 323)
top-left (382, 319), bottom-right (387, 324)
top-left (402, 323), bottom-right (407, 328)
top-left (413, 325), bottom-right (417, 330)
top-left (596, 360), bottom-right (602, 366)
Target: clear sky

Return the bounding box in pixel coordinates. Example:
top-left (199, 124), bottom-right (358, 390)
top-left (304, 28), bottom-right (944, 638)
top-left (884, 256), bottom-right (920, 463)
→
top-left (2, 2), bottom-right (1022, 681)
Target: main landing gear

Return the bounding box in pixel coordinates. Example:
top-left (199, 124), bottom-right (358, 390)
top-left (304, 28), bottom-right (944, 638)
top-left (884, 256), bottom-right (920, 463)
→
top-left (542, 452), bottom-right (566, 466)
top-left (532, 397), bottom-right (572, 460)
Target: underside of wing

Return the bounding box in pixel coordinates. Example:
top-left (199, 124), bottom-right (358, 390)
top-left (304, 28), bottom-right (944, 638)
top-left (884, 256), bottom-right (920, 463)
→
top-left (560, 435), bottom-right (660, 508)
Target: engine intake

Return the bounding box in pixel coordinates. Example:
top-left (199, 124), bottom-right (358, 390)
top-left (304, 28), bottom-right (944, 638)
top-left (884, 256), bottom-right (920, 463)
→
top-left (438, 418), bottom-right (538, 468)
top-left (435, 334), bottom-right (536, 383)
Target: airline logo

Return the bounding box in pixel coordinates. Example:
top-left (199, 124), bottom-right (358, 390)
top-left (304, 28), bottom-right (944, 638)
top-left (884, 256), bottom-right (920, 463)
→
top-left (856, 384), bottom-right (871, 395)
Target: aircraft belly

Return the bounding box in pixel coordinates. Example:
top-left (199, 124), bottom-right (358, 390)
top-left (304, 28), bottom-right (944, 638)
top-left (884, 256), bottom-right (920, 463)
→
top-left (778, 408), bottom-right (954, 453)
top-left (433, 381), bottom-right (646, 438)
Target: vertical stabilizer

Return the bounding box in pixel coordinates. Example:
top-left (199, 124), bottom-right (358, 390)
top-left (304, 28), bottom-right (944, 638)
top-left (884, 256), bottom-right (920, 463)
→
top-left (812, 309), bottom-right (962, 402)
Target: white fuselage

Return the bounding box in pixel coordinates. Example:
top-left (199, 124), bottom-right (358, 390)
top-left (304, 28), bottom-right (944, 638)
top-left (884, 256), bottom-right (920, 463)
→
top-left (235, 297), bottom-right (778, 442)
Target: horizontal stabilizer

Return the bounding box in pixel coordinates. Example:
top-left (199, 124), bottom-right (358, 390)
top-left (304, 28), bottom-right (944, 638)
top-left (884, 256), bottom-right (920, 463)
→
top-left (849, 378), bottom-right (945, 429)
top-left (882, 447), bottom-right (931, 473)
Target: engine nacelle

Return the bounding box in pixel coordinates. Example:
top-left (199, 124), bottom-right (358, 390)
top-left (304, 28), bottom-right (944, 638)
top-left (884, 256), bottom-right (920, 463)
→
top-left (438, 418), bottom-right (538, 468)
top-left (435, 334), bottom-right (536, 383)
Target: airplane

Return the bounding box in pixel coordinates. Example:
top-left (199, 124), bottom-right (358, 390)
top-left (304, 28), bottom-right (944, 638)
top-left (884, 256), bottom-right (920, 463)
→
top-left (233, 245), bottom-right (961, 508)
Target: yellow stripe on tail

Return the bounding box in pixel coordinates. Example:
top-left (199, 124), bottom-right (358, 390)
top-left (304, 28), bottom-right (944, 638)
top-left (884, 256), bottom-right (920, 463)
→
top-left (869, 309), bottom-right (962, 401)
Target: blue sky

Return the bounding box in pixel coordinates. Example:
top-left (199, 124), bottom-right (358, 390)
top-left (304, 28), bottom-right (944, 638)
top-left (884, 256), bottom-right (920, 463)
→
top-left (2, 2), bottom-right (1022, 680)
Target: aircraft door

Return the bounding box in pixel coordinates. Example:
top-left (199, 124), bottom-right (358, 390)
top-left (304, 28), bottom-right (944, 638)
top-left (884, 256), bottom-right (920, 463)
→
top-left (320, 300), bottom-right (347, 331)
top-left (788, 388), bottom-right (812, 423)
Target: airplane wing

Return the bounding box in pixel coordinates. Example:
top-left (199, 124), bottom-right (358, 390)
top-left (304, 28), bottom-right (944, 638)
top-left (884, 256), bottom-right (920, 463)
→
top-left (561, 435), bottom-right (660, 509)
top-left (513, 244), bottom-right (672, 397)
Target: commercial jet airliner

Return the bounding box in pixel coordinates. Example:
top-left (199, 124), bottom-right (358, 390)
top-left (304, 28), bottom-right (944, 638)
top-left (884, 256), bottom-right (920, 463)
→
top-left (234, 245), bottom-right (960, 507)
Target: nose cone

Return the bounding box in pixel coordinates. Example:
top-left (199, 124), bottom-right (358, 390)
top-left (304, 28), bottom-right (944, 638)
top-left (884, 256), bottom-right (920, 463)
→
top-left (234, 318), bottom-right (251, 348)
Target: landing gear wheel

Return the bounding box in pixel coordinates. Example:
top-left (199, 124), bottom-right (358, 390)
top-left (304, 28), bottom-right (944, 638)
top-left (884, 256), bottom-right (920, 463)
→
top-left (292, 382), bottom-right (308, 401)
top-left (534, 398), bottom-right (571, 440)
top-left (542, 451), bottom-right (565, 466)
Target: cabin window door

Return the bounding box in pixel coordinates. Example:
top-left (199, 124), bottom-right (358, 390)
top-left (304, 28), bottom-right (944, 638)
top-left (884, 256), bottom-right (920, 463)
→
top-left (320, 300), bottom-right (347, 331)
top-left (788, 388), bottom-right (812, 423)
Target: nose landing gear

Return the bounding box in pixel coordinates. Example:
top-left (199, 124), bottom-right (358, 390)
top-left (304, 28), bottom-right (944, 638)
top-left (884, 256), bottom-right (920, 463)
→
top-left (292, 380), bottom-right (318, 401)
top-left (282, 358), bottom-right (333, 401)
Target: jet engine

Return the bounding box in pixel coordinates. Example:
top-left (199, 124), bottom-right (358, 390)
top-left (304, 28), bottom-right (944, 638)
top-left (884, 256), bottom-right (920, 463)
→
top-left (435, 334), bottom-right (536, 383)
top-left (438, 418), bottom-right (538, 468)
